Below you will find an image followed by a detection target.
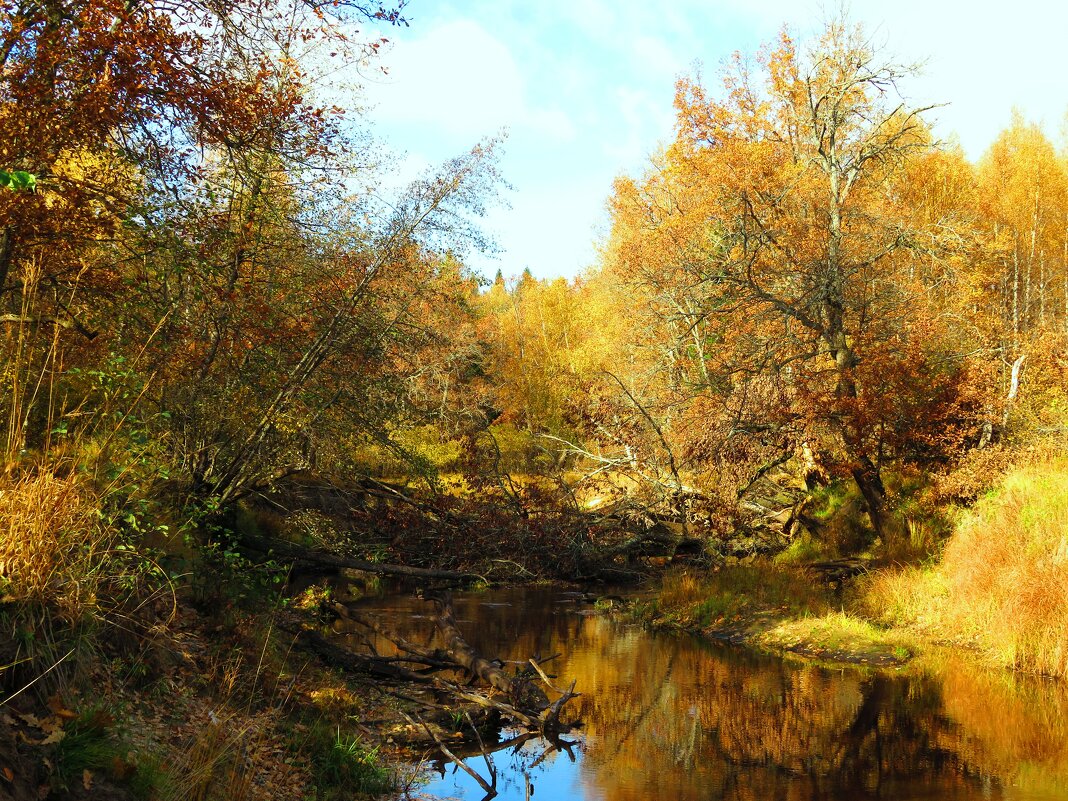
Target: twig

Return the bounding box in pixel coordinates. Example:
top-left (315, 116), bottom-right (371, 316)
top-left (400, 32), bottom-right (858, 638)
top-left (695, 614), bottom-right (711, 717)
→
top-left (528, 658), bottom-right (558, 691)
top-left (401, 711), bottom-right (496, 798)
top-left (464, 711), bottom-right (497, 787)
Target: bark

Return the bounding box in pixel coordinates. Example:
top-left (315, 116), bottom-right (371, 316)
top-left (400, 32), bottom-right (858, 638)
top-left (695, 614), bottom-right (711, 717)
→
top-left (851, 456), bottom-right (885, 538)
top-left (0, 226), bottom-right (14, 296)
top-left (827, 330), bottom-right (886, 537)
top-left (1001, 354), bottom-right (1027, 430)
top-left (425, 590), bottom-right (550, 713)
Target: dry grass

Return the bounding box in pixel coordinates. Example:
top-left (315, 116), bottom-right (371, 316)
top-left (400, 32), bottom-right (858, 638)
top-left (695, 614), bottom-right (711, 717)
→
top-left (0, 470), bottom-right (113, 622)
top-left (863, 457), bottom-right (1068, 677)
top-left (166, 712), bottom-right (259, 801)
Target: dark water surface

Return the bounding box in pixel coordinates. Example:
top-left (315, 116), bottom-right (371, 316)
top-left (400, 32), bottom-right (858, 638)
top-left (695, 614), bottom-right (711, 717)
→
top-left (351, 587), bottom-right (1068, 801)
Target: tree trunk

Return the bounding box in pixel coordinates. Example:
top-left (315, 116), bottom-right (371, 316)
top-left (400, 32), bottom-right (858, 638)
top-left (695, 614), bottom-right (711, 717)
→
top-left (425, 590), bottom-right (550, 713)
top-left (0, 225), bottom-right (15, 297)
top-left (827, 330), bottom-right (886, 538)
top-left (851, 456), bottom-right (885, 538)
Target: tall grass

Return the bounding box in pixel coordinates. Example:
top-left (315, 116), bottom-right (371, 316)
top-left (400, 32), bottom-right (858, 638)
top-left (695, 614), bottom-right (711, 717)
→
top-left (864, 457), bottom-right (1068, 677)
top-left (0, 470), bottom-right (117, 695)
top-left (0, 470), bottom-right (112, 619)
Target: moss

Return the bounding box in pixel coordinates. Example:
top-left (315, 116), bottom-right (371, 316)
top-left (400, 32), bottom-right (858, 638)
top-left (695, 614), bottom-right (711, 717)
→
top-left (774, 534), bottom-right (825, 565)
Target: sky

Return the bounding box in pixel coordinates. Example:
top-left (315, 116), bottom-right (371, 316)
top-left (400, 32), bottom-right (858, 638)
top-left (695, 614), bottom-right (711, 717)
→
top-left (356, 1), bottom-right (1068, 281)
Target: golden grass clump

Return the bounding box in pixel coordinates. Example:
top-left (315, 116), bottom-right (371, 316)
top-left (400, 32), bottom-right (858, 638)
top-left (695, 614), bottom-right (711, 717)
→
top-left (863, 457), bottom-right (1068, 677)
top-left (0, 470), bottom-right (111, 621)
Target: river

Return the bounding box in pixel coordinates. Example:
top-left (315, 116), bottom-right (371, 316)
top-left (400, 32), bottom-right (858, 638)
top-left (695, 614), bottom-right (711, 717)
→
top-left (350, 586), bottom-right (1068, 801)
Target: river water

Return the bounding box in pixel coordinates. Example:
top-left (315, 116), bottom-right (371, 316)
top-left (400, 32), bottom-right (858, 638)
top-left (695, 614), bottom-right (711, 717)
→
top-left (351, 586), bottom-right (1068, 801)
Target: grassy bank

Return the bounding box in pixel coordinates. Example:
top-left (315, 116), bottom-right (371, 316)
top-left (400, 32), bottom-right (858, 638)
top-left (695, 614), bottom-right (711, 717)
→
top-left (862, 457), bottom-right (1068, 678)
top-left (629, 456), bottom-right (1068, 679)
top-left (623, 566), bottom-right (916, 667)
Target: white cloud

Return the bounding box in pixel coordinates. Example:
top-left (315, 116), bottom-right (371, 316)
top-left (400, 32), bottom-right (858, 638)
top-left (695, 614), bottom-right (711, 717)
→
top-left (356, 1), bottom-right (1068, 282)
top-left (604, 86), bottom-right (673, 166)
top-left (363, 19), bottom-right (574, 143)
top-left (474, 179), bottom-right (610, 280)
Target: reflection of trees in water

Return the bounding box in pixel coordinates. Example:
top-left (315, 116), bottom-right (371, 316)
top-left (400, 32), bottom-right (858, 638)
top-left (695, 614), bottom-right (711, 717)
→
top-left (354, 590), bottom-right (1068, 801)
top-left (936, 652), bottom-right (1068, 797)
top-left (567, 628), bottom-right (1009, 801)
top-left (347, 588), bottom-right (591, 665)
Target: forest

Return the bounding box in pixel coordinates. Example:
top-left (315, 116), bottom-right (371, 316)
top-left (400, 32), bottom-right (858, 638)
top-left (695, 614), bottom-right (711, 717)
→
top-left (2, 2), bottom-right (1068, 800)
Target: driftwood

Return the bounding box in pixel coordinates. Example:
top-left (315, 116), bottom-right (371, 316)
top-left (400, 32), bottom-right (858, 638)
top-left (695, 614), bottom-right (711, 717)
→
top-left (806, 558), bottom-right (872, 582)
top-left (288, 591), bottom-right (579, 740)
top-left (425, 590), bottom-right (550, 713)
top-left (401, 711), bottom-right (497, 798)
top-left (279, 620), bottom-right (439, 683)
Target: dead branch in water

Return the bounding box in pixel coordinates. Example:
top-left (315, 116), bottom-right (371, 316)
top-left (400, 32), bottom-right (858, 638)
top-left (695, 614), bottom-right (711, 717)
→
top-left (424, 589), bottom-right (551, 713)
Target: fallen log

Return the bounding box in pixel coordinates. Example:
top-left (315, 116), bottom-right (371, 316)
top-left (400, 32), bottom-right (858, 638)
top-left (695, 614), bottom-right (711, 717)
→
top-left (424, 590), bottom-right (550, 713)
top-left (244, 535), bottom-right (483, 582)
top-left (286, 593), bottom-right (578, 739)
top-left (279, 621), bottom-right (436, 683)
top-left (435, 681), bottom-right (539, 729)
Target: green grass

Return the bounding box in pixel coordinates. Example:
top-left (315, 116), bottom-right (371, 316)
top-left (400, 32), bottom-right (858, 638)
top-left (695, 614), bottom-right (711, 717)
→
top-left (758, 611), bottom-right (913, 664)
top-left (298, 722), bottom-right (395, 799)
top-left (51, 706), bottom-right (167, 798)
top-left (632, 564), bottom-right (921, 666)
top-left (773, 533), bottom-right (825, 565)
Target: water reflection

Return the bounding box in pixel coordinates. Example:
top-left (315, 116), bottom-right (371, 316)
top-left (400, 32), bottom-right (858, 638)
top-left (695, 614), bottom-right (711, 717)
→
top-left (350, 588), bottom-right (1068, 801)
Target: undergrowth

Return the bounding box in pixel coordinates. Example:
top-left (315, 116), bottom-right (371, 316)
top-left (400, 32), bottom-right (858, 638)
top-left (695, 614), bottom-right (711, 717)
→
top-left (299, 721), bottom-right (396, 800)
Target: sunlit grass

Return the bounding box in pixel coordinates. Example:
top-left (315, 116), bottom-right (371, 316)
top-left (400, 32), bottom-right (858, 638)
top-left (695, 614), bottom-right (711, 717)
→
top-left (863, 457), bottom-right (1068, 677)
top-left (759, 611), bottom-right (912, 662)
top-left (0, 470), bottom-right (112, 621)
top-left (639, 564), bottom-right (833, 629)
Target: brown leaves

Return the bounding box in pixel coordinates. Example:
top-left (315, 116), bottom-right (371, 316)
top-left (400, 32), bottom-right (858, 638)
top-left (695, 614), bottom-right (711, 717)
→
top-left (2, 702), bottom-right (74, 747)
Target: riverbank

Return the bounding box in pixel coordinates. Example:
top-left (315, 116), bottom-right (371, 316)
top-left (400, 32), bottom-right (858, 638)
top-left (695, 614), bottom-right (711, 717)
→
top-left (6, 447), bottom-right (1068, 799)
top-left (613, 565), bottom-right (917, 669)
top-left (617, 455), bottom-right (1068, 681)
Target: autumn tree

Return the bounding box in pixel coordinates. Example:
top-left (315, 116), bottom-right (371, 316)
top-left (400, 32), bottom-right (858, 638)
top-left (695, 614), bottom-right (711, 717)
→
top-left (0, 0), bottom-right (515, 514)
top-left (598, 20), bottom-right (970, 535)
top-left (0, 0), bottom-right (410, 460)
top-left (964, 115), bottom-right (1068, 439)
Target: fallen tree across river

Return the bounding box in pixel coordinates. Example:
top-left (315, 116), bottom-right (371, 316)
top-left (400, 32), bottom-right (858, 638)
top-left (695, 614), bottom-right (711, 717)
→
top-left (285, 590), bottom-right (581, 739)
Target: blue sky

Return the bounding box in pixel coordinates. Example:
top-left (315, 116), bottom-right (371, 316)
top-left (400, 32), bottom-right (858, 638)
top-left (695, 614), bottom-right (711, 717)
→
top-left (359, 1), bottom-right (1068, 281)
